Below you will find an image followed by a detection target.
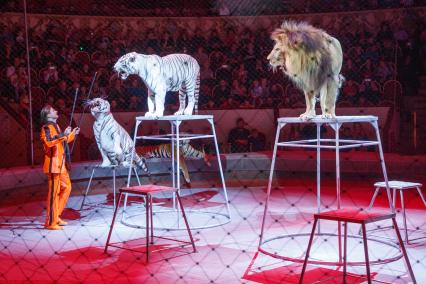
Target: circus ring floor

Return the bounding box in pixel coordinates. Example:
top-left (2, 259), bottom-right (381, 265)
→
top-left (1, 150), bottom-right (425, 283)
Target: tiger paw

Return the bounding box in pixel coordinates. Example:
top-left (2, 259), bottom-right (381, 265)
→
top-left (144, 112), bottom-right (156, 118)
top-left (183, 109), bottom-right (193, 116)
top-left (174, 110), bottom-right (184, 115)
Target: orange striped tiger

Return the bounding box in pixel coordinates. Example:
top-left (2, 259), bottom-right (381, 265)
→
top-left (136, 141), bottom-right (210, 186)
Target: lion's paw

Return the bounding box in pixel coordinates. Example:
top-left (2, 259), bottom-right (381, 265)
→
top-left (321, 113), bottom-right (335, 119)
top-left (299, 112), bottom-right (316, 121)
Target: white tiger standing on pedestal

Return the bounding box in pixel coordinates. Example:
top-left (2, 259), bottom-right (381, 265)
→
top-left (113, 52), bottom-right (200, 117)
top-left (87, 98), bottom-right (149, 173)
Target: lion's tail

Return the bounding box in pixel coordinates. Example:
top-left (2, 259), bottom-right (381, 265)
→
top-left (338, 74), bottom-right (345, 88)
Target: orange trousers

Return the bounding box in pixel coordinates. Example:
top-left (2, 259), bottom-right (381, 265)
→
top-left (45, 171), bottom-right (72, 227)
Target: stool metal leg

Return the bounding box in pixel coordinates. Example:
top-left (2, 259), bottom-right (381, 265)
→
top-left (391, 217), bottom-right (417, 284)
top-left (105, 192), bottom-right (123, 253)
top-left (299, 218), bottom-right (318, 284)
top-left (367, 187), bottom-right (380, 210)
top-left (113, 168), bottom-right (116, 209)
top-left (343, 222), bottom-right (348, 284)
top-left (400, 190), bottom-right (409, 243)
top-left (80, 167), bottom-right (96, 211)
top-left (146, 193), bottom-right (150, 262)
top-left (150, 195), bottom-right (154, 244)
top-left (361, 223), bottom-right (372, 284)
top-left (392, 188), bottom-right (396, 209)
top-left (176, 191), bottom-right (196, 252)
top-left (416, 186), bottom-right (426, 207)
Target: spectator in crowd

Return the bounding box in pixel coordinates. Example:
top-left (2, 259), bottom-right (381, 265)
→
top-left (220, 96), bottom-right (239, 109)
top-left (249, 79), bottom-right (263, 105)
top-left (239, 99), bottom-right (254, 108)
top-left (375, 58), bottom-right (393, 83)
top-left (41, 61), bottom-right (59, 88)
top-left (18, 92), bottom-right (30, 121)
top-left (359, 75), bottom-right (380, 105)
top-left (269, 83), bottom-right (284, 103)
top-left (352, 122), bottom-right (368, 140)
top-left (230, 79), bottom-right (245, 102)
top-left (342, 79), bottom-right (359, 104)
top-left (213, 79), bottom-right (231, 105)
top-left (228, 118), bottom-right (250, 153)
top-left (248, 128), bottom-right (266, 151)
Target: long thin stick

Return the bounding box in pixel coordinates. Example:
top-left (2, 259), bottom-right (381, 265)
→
top-left (70, 72), bottom-right (97, 154)
top-left (69, 88), bottom-right (79, 127)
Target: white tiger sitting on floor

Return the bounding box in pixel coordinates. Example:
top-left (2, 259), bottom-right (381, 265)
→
top-left (113, 52), bottom-right (200, 117)
top-left (87, 98), bottom-right (149, 173)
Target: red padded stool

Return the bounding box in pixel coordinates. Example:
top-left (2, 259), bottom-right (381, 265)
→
top-left (104, 185), bottom-right (196, 262)
top-left (299, 209), bottom-right (417, 284)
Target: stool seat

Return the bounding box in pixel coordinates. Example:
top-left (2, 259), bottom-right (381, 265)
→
top-left (300, 208), bottom-right (417, 284)
top-left (105, 184), bottom-right (196, 262)
top-left (315, 209), bottom-right (395, 224)
top-left (120, 185), bottom-right (177, 195)
top-left (374, 181), bottom-right (422, 189)
top-left (368, 180), bottom-right (424, 243)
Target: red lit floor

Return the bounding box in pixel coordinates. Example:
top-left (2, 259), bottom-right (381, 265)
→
top-left (0, 175), bottom-right (425, 283)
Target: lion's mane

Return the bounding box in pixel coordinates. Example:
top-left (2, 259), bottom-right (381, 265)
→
top-left (268, 21), bottom-right (344, 118)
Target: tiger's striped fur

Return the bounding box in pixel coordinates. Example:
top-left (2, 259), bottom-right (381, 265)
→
top-left (137, 142), bottom-right (210, 186)
top-left (113, 52), bottom-right (200, 117)
top-left (88, 98), bottom-right (149, 173)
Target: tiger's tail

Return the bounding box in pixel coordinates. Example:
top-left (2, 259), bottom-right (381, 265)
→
top-left (194, 72), bottom-right (200, 115)
top-left (134, 152), bottom-right (150, 175)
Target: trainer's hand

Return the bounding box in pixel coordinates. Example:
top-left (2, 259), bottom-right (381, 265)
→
top-left (73, 127), bottom-right (80, 135)
top-left (64, 126), bottom-right (72, 135)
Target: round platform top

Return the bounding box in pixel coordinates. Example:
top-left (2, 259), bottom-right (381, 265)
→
top-left (277, 115), bottom-right (378, 124)
top-left (135, 114), bottom-right (213, 121)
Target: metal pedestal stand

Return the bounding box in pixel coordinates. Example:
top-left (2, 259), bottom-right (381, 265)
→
top-left (122, 115), bottom-right (231, 230)
top-left (80, 164), bottom-right (141, 210)
top-left (258, 116), bottom-right (398, 266)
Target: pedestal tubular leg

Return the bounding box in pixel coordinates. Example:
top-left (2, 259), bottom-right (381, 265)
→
top-left (171, 121), bottom-right (176, 210)
top-left (316, 123), bottom-right (321, 233)
top-left (371, 120), bottom-right (393, 212)
top-left (209, 118), bottom-right (231, 218)
top-left (80, 167), bottom-right (96, 211)
top-left (176, 191), bottom-right (197, 252)
top-left (146, 193), bottom-right (150, 262)
top-left (259, 122), bottom-right (284, 248)
top-left (335, 122), bottom-right (342, 264)
top-left (175, 120), bottom-right (181, 229)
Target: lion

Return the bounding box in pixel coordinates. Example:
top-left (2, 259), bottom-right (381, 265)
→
top-left (267, 21), bottom-right (344, 119)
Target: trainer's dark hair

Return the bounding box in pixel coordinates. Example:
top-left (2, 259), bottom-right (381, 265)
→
top-left (40, 105), bottom-right (53, 125)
